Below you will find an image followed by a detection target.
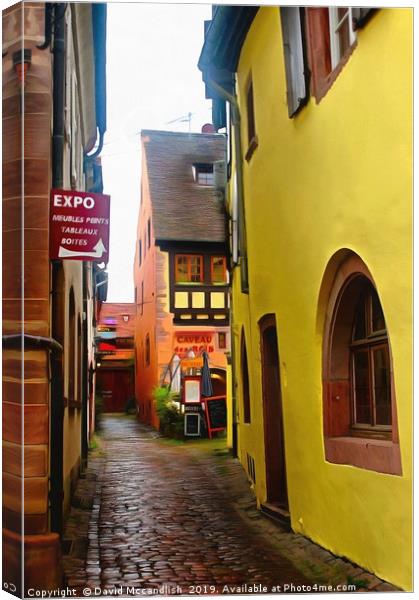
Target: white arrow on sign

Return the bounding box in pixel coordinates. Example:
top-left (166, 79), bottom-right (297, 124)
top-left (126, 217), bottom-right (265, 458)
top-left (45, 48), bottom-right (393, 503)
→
top-left (58, 239), bottom-right (107, 259)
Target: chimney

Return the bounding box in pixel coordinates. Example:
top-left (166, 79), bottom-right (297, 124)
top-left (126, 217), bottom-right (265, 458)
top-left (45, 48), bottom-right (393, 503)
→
top-left (201, 123), bottom-right (215, 134)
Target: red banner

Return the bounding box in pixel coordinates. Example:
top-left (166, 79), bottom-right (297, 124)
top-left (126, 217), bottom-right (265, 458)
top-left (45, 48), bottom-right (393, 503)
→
top-left (49, 189), bottom-right (110, 263)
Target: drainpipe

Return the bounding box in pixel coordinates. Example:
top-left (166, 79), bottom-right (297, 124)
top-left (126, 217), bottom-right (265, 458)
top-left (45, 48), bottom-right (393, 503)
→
top-left (50, 2), bottom-right (67, 536)
top-left (82, 3), bottom-right (107, 451)
top-left (81, 262), bottom-right (89, 470)
top-left (52, 4), bottom-right (67, 188)
top-left (3, 334), bottom-right (63, 353)
top-left (206, 78), bottom-right (248, 292)
top-left (205, 77), bottom-right (250, 456)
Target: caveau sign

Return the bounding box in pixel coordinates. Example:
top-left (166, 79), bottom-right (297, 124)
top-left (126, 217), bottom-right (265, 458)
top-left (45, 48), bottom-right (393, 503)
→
top-left (49, 189), bottom-right (110, 262)
top-left (174, 332), bottom-right (214, 356)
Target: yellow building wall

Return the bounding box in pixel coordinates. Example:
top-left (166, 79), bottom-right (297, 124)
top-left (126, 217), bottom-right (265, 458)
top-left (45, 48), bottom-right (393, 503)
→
top-left (231, 8), bottom-right (412, 590)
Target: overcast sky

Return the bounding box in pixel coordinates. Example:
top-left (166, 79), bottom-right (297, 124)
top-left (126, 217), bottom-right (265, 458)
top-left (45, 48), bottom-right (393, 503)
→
top-left (101, 3), bottom-right (212, 302)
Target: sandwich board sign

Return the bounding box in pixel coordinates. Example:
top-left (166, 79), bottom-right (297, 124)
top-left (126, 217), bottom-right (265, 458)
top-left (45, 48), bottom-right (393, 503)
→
top-left (50, 189), bottom-right (110, 263)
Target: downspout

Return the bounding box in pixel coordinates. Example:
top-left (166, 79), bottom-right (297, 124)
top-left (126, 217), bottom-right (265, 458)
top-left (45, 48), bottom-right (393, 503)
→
top-left (50, 2), bottom-right (67, 536)
top-left (84, 3), bottom-right (107, 177)
top-left (205, 77), bottom-right (249, 457)
top-left (52, 4), bottom-right (67, 188)
top-left (206, 78), bottom-right (248, 292)
top-left (81, 263), bottom-right (89, 470)
top-left (82, 2), bottom-right (107, 453)
top-left (3, 335), bottom-right (63, 353)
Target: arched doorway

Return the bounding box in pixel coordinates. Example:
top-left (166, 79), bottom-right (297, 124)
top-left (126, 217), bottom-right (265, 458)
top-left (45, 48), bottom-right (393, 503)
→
top-left (259, 314), bottom-right (289, 512)
top-left (209, 367), bottom-right (227, 397)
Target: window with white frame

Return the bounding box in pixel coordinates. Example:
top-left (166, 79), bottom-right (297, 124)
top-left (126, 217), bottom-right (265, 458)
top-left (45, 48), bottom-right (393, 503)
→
top-left (305, 7), bottom-right (376, 102)
top-left (328, 7), bottom-right (357, 70)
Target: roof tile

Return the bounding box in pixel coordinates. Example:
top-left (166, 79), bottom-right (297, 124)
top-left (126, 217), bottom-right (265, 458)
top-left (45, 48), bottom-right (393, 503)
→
top-left (141, 130), bottom-right (226, 242)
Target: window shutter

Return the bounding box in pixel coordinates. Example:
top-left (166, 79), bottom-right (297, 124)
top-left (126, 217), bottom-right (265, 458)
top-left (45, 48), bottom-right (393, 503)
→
top-left (280, 7), bottom-right (308, 118)
top-left (352, 8), bottom-right (376, 30)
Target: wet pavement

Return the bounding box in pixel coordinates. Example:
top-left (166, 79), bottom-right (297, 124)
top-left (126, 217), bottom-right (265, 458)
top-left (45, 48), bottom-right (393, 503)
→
top-left (62, 415), bottom-right (397, 595)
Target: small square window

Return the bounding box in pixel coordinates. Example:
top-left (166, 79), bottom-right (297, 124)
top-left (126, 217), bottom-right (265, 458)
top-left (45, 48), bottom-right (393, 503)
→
top-left (211, 256), bottom-right (227, 284)
top-left (175, 255), bottom-right (203, 283)
top-left (218, 332), bottom-right (227, 349)
top-left (193, 163), bottom-right (214, 186)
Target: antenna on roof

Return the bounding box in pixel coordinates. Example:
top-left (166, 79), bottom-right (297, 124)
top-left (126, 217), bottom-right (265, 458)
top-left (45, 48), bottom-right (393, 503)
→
top-left (166, 112), bottom-right (193, 132)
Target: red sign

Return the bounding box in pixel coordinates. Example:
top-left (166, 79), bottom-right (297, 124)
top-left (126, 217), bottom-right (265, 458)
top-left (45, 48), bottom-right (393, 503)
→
top-left (49, 189), bottom-right (110, 262)
top-left (174, 332), bottom-right (214, 356)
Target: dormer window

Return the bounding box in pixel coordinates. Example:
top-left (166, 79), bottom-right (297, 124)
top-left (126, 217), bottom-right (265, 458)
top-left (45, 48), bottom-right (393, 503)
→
top-left (192, 163), bottom-right (214, 186)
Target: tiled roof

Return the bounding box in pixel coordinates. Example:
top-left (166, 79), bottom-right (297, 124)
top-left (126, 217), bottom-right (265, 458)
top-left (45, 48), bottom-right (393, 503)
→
top-left (98, 303), bottom-right (136, 338)
top-left (141, 130), bottom-right (226, 243)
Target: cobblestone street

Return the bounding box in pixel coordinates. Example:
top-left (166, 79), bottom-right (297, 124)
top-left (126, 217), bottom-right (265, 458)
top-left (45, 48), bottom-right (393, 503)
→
top-left (62, 415), bottom-right (397, 595)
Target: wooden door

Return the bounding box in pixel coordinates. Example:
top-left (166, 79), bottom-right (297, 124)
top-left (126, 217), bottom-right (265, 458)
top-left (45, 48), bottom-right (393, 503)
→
top-left (259, 314), bottom-right (289, 510)
top-left (97, 368), bottom-right (134, 412)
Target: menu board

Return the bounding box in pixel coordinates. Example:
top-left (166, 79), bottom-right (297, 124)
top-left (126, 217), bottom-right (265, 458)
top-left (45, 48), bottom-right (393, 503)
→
top-left (183, 377), bottom-right (201, 404)
top-left (206, 397), bottom-right (227, 429)
top-left (184, 413), bottom-right (200, 436)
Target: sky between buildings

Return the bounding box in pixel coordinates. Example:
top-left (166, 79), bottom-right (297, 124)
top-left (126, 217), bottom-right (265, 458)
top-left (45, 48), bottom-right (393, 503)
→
top-left (101, 3), bottom-right (213, 302)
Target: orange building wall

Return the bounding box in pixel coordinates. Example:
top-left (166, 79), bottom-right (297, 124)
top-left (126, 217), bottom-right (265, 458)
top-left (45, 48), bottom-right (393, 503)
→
top-left (134, 153), bottom-right (160, 427)
top-left (133, 148), bottom-right (230, 430)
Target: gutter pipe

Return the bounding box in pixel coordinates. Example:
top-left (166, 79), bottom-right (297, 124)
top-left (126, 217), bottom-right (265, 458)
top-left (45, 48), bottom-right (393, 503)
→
top-left (52, 3), bottom-right (67, 188)
top-left (50, 2), bottom-right (67, 536)
top-left (3, 334), bottom-right (63, 353)
top-left (29, 1), bottom-right (67, 536)
top-left (206, 78), bottom-right (248, 291)
top-left (204, 77), bottom-right (250, 457)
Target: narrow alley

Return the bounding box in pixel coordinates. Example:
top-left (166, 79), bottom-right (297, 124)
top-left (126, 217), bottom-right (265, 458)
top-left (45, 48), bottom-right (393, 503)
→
top-left (2, 4), bottom-right (412, 594)
top-left (62, 415), bottom-right (395, 595)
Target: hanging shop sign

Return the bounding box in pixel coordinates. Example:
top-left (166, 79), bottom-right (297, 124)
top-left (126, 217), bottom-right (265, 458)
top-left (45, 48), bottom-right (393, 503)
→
top-left (181, 357), bottom-right (204, 369)
top-left (174, 332), bottom-right (214, 356)
top-left (49, 189), bottom-right (110, 262)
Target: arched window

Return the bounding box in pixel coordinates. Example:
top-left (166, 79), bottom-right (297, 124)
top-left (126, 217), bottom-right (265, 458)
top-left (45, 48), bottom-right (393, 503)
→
top-left (351, 283), bottom-right (391, 430)
top-left (322, 253), bottom-right (401, 475)
top-left (241, 332), bottom-right (251, 423)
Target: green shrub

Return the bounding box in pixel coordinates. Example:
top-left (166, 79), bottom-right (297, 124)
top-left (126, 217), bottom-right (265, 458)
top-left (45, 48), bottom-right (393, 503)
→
top-left (153, 386), bottom-right (184, 438)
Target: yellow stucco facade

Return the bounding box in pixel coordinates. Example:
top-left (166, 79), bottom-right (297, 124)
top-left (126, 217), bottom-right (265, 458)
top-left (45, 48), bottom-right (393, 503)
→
top-left (229, 8), bottom-right (412, 590)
